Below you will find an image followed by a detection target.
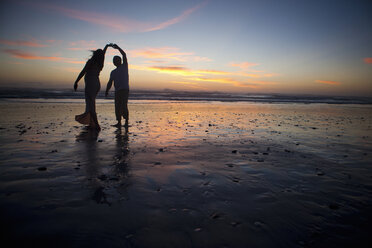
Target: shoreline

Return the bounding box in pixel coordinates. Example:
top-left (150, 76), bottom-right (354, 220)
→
top-left (0, 88), bottom-right (371, 105)
top-left (1, 98), bottom-right (372, 106)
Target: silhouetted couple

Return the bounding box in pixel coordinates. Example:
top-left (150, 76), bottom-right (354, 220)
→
top-left (73, 43), bottom-right (129, 131)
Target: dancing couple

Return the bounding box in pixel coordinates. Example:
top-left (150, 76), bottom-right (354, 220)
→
top-left (73, 43), bottom-right (129, 130)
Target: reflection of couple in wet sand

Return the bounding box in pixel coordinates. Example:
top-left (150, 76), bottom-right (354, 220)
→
top-left (73, 43), bottom-right (129, 130)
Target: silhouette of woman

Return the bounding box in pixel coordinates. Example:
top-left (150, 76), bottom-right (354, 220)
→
top-left (74, 44), bottom-right (110, 130)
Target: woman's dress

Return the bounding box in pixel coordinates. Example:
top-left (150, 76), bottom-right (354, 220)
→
top-left (75, 61), bottom-right (101, 128)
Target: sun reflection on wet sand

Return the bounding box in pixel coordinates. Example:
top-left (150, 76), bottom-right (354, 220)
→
top-left (0, 101), bottom-right (371, 247)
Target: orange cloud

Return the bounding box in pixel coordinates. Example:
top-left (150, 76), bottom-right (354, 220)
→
top-left (315, 80), bottom-right (341, 85)
top-left (3, 49), bottom-right (63, 61)
top-left (129, 63), bottom-right (277, 89)
top-left (0, 39), bottom-right (48, 47)
top-left (3, 49), bottom-right (85, 65)
top-left (146, 1), bottom-right (207, 31)
top-left (191, 77), bottom-right (239, 84)
top-left (147, 66), bottom-right (201, 76)
top-left (192, 77), bottom-right (258, 88)
top-left (130, 64), bottom-right (228, 77)
top-left (172, 81), bottom-right (199, 85)
top-left (130, 63), bottom-right (274, 80)
top-left (144, 60), bottom-right (167, 64)
top-left (364, 58), bottom-right (372, 64)
top-left (128, 64), bottom-right (147, 70)
top-left (195, 69), bottom-right (230, 75)
top-left (229, 61), bottom-right (259, 69)
top-left (128, 62), bottom-right (278, 89)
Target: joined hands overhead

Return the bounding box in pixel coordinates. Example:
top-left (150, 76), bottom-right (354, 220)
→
top-left (107, 43), bottom-right (119, 49)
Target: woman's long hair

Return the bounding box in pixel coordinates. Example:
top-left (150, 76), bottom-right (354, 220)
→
top-left (89, 49), bottom-right (104, 71)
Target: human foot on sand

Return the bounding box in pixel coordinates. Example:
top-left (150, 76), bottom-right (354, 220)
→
top-left (112, 122), bottom-right (121, 127)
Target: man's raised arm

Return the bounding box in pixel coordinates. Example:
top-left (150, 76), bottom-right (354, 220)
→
top-left (113, 44), bottom-right (127, 65)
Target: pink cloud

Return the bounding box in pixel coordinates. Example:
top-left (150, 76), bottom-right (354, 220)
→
top-left (0, 39), bottom-right (48, 47)
top-left (315, 80), bottom-right (341, 85)
top-left (34, 1), bottom-right (207, 33)
top-left (40, 4), bottom-right (147, 32)
top-left (364, 58), bottom-right (372, 64)
top-left (145, 1), bottom-right (208, 31)
top-left (229, 61), bottom-right (259, 69)
top-left (129, 47), bottom-right (193, 61)
top-left (129, 46), bottom-right (212, 62)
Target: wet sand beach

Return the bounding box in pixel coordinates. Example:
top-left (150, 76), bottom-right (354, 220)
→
top-left (0, 100), bottom-right (371, 247)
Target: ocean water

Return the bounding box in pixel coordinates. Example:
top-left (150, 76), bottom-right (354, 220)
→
top-left (0, 88), bottom-right (371, 104)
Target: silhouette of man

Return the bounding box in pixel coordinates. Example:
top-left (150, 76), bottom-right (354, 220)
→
top-left (105, 44), bottom-right (130, 128)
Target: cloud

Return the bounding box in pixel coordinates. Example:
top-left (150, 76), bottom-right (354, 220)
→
top-left (128, 63), bottom-right (278, 88)
top-left (3, 49), bottom-right (85, 64)
top-left (229, 61), bottom-right (259, 69)
top-left (191, 77), bottom-right (279, 88)
top-left (191, 77), bottom-right (240, 84)
top-left (130, 64), bottom-right (228, 77)
top-left (130, 63), bottom-right (274, 79)
top-left (145, 1), bottom-right (207, 31)
top-left (195, 69), bottom-right (230, 75)
top-left (3, 49), bottom-right (63, 61)
top-left (171, 81), bottom-right (199, 85)
top-left (34, 1), bottom-right (206, 33)
top-left (315, 80), bottom-right (341, 85)
top-left (129, 46), bottom-right (212, 62)
top-left (364, 57), bottom-right (372, 64)
top-left (0, 39), bottom-right (48, 47)
top-left (38, 4), bottom-right (147, 33)
top-left (130, 47), bottom-right (193, 61)
top-left (191, 77), bottom-right (259, 88)
top-left (147, 66), bottom-right (201, 76)
top-left (236, 72), bottom-right (278, 78)
top-left (144, 60), bottom-right (167, 64)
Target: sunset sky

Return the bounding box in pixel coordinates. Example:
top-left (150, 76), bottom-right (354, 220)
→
top-left (0, 0), bottom-right (371, 96)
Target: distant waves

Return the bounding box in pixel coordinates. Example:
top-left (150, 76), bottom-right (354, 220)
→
top-left (0, 88), bottom-right (371, 104)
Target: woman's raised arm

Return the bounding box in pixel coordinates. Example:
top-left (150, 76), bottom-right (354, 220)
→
top-left (103, 43), bottom-right (110, 56)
